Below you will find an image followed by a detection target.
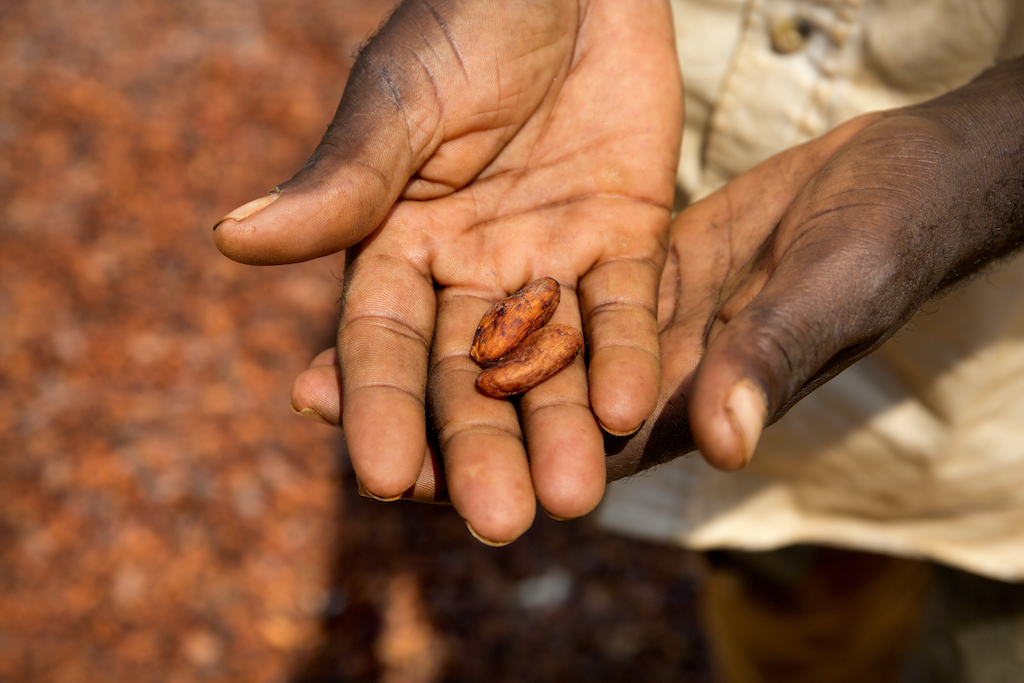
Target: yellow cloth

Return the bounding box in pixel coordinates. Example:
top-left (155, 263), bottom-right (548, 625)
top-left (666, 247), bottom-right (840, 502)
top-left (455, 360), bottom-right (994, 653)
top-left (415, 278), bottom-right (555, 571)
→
top-left (599, 0), bottom-right (1024, 581)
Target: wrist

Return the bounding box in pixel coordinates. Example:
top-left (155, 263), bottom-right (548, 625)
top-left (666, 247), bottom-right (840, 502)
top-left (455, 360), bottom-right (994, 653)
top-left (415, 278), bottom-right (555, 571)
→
top-left (908, 58), bottom-right (1024, 289)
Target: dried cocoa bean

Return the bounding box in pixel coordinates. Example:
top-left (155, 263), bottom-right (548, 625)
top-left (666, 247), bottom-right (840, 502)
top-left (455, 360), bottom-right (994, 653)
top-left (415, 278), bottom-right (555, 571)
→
top-left (475, 325), bottom-right (583, 398)
top-left (470, 277), bottom-right (560, 365)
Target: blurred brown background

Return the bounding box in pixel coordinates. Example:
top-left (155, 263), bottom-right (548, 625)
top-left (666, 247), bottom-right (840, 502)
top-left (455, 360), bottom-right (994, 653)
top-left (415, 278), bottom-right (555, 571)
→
top-left (0, 0), bottom-right (710, 680)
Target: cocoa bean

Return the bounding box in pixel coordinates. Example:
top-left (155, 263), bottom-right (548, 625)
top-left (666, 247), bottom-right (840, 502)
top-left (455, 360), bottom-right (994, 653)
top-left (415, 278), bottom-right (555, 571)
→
top-left (475, 325), bottom-right (583, 398)
top-left (470, 277), bottom-right (560, 365)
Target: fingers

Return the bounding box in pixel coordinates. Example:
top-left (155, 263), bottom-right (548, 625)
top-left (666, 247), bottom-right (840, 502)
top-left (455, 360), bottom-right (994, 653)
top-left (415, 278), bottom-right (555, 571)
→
top-left (290, 348), bottom-right (342, 426)
top-left (579, 256), bottom-right (663, 436)
top-left (428, 288), bottom-right (537, 545)
top-left (338, 252), bottom-right (436, 500)
top-left (295, 277), bottom-right (608, 528)
top-left (292, 346), bottom-right (451, 505)
top-left (427, 278), bottom-right (606, 543)
top-left (399, 443), bottom-right (449, 505)
top-left (518, 284), bottom-right (606, 520)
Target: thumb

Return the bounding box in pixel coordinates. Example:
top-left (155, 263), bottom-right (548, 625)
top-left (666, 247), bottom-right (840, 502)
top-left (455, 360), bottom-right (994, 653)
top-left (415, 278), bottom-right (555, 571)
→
top-left (212, 5), bottom-right (450, 265)
top-left (688, 203), bottom-right (902, 473)
top-left (212, 81), bottom-right (422, 265)
top-left (214, 1), bottom-right (576, 265)
top-left (682, 115), bottom-right (893, 470)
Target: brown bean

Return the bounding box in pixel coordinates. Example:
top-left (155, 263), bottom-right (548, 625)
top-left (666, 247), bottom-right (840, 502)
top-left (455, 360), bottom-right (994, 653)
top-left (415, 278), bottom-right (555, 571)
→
top-left (470, 277), bottom-right (560, 365)
top-left (475, 325), bottom-right (583, 398)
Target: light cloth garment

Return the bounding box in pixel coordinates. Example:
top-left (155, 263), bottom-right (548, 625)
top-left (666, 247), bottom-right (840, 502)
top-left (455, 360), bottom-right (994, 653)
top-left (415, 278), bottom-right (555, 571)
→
top-left (599, 0), bottom-right (1024, 581)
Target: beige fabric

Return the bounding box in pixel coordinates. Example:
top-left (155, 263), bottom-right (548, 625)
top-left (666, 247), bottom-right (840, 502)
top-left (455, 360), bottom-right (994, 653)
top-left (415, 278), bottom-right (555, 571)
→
top-left (599, 0), bottom-right (1024, 580)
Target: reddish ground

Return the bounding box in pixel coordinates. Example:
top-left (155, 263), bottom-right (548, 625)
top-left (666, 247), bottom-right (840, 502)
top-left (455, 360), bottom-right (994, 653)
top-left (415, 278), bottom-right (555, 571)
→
top-left (0, 1), bottom-right (710, 680)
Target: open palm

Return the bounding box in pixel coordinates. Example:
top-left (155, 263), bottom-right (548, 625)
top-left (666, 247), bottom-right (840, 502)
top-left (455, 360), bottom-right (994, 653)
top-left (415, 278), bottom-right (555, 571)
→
top-left (215, 0), bottom-right (682, 544)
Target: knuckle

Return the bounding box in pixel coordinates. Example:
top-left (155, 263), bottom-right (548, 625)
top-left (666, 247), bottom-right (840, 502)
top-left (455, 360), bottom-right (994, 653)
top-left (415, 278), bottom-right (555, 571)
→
top-left (342, 312), bottom-right (431, 351)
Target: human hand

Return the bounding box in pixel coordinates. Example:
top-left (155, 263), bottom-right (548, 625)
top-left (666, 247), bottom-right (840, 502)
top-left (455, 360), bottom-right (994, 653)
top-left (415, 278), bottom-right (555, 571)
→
top-left (605, 58), bottom-right (1024, 478)
top-left (214, 0), bottom-right (682, 543)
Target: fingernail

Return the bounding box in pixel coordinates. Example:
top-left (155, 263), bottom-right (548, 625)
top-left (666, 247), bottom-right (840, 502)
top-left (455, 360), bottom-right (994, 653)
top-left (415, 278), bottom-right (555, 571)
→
top-left (292, 405), bottom-right (338, 427)
top-left (599, 419), bottom-right (643, 437)
top-left (545, 511), bottom-right (576, 522)
top-left (213, 190), bottom-right (280, 231)
top-left (356, 482), bottom-right (401, 502)
top-left (724, 379), bottom-right (767, 467)
top-left (465, 521), bottom-right (511, 548)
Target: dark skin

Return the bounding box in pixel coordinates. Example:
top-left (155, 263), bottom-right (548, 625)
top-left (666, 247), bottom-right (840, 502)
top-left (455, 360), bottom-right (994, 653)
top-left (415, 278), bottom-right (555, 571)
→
top-left (215, 0), bottom-right (682, 544)
top-left (610, 72), bottom-right (1024, 478)
top-left (215, 0), bottom-right (1024, 545)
